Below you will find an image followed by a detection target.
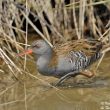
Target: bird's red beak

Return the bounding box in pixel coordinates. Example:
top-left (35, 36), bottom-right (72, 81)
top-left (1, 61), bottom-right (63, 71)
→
top-left (17, 49), bottom-right (33, 57)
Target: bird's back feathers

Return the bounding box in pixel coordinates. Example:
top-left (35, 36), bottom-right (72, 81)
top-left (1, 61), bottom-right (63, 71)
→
top-left (48, 39), bottom-right (102, 67)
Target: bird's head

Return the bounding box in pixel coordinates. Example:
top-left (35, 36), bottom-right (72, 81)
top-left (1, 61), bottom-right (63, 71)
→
top-left (17, 40), bottom-right (52, 57)
top-left (31, 40), bottom-right (52, 55)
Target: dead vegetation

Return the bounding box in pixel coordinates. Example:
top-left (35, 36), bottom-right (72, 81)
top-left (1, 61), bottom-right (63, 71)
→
top-left (0, 0), bottom-right (110, 109)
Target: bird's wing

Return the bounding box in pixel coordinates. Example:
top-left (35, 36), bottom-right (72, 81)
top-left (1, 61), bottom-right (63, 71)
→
top-left (54, 39), bottom-right (102, 57)
top-left (48, 39), bottom-right (102, 67)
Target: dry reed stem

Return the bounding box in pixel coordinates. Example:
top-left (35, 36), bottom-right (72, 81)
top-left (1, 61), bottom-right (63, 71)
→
top-left (0, 48), bottom-right (22, 74)
top-left (23, 0), bottom-right (28, 71)
top-left (99, 28), bottom-right (110, 41)
top-left (0, 82), bottom-right (18, 97)
top-left (0, 100), bottom-right (24, 106)
top-left (72, 0), bottom-right (80, 39)
top-left (79, 0), bottom-right (87, 38)
top-left (66, 0), bottom-right (110, 9)
top-left (24, 83), bottom-right (27, 110)
top-left (21, 10), bottom-right (53, 48)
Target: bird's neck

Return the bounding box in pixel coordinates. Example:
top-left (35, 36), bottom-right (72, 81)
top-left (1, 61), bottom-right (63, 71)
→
top-left (36, 49), bottom-right (55, 76)
top-left (37, 53), bottom-right (52, 68)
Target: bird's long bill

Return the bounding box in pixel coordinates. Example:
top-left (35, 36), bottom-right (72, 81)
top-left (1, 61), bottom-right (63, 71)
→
top-left (17, 49), bottom-right (33, 57)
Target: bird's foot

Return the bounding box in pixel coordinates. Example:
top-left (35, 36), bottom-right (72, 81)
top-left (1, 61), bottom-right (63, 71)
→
top-left (80, 70), bottom-right (94, 78)
top-left (54, 72), bottom-right (79, 86)
top-left (54, 76), bottom-right (71, 87)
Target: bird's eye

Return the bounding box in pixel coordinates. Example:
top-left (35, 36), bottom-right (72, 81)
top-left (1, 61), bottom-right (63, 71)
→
top-left (32, 44), bottom-right (40, 48)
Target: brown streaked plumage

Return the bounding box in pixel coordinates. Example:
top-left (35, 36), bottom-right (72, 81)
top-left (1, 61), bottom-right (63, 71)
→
top-left (18, 38), bottom-right (103, 86)
top-left (48, 39), bottom-right (102, 67)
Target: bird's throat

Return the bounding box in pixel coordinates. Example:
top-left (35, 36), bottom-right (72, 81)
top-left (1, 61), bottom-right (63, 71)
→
top-left (38, 55), bottom-right (50, 66)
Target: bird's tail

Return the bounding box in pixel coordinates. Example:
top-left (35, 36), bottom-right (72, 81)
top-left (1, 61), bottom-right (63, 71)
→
top-left (87, 39), bottom-right (103, 53)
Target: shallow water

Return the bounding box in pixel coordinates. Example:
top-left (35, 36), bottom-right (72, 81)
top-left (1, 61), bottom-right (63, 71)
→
top-left (26, 53), bottom-right (110, 110)
top-left (0, 39), bottom-right (110, 110)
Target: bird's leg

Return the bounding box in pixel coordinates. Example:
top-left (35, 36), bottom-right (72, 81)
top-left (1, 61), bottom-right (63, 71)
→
top-left (55, 71), bottom-right (78, 86)
top-left (80, 69), bottom-right (94, 78)
top-left (55, 75), bottom-right (71, 86)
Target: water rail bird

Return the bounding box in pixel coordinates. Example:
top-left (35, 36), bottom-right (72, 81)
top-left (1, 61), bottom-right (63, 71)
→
top-left (18, 39), bottom-right (103, 86)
